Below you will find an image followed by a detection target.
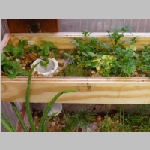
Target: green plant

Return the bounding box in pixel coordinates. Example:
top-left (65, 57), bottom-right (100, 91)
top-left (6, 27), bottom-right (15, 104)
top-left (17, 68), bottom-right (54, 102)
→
top-left (1, 64), bottom-right (76, 132)
top-left (137, 45), bottom-right (150, 76)
top-left (3, 40), bottom-right (28, 58)
top-left (62, 106), bottom-right (95, 132)
top-left (64, 30), bottom-right (103, 70)
top-left (110, 48), bottom-right (138, 76)
top-left (28, 40), bottom-right (58, 68)
top-left (1, 53), bottom-right (28, 78)
top-left (1, 40), bottom-right (29, 78)
top-left (100, 26), bottom-right (139, 77)
top-left (64, 25), bottom-right (148, 77)
top-left (99, 105), bottom-right (150, 132)
top-left (129, 104), bottom-right (150, 116)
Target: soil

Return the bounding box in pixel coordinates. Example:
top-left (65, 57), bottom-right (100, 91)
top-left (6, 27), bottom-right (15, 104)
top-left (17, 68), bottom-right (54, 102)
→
top-left (26, 108), bottom-right (150, 132)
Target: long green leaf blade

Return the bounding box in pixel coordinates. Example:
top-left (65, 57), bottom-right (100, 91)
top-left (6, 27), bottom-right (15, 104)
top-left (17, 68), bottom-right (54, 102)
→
top-left (10, 102), bottom-right (28, 132)
top-left (1, 112), bottom-right (16, 132)
top-left (1, 119), bottom-right (14, 132)
top-left (42, 113), bottom-right (56, 132)
top-left (25, 65), bottom-right (38, 132)
top-left (38, 89), bottom-right (76, 132)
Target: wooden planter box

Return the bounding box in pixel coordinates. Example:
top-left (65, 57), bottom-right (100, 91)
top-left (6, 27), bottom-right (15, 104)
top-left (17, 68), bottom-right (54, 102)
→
top-left (1, 33), bottom-right (150, 104)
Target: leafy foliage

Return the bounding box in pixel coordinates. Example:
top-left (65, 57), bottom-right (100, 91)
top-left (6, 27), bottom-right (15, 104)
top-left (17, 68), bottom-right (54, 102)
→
top-left (64, 26), bottom-right (150, 77)
top-left (28, 40), bottom-right (58, 67)
top-left (62, 106), bottom-right (95, 132)
top-left (3, 40), bottom-right (28, 58)
top-left (1, 53), bottom-right (28, 78)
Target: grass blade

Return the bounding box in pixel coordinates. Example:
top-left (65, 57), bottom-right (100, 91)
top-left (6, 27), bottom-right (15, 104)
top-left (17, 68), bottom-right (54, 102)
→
top-left (38, 89), bottom-right (76, 132)
top-left (25, 64), bottom-right (38, 132)
top-left (43, 113), bottom-right (56, 132)
top-left (1, 112), bottom-right (16, 132)
top-left (1, 118), bottom-right (14, 132)
top-left (10, 102), bottom-right (28, 132)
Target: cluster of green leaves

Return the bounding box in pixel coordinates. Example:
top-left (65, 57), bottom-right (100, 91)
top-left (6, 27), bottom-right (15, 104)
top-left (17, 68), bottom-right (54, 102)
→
top-left (62, 106), bottom-right (95, 132)
top-left (64, 30), bottom-right (104, 69)
top-left (3, 40), bottom-right (28, 58)
top-left (1, 64), bottom-right (76, 132)
top-left (28, 40), bottom-right (58, 67)
top-left (103, 26), bottom-right (139, 76)
top-left (64, 26), bottom-right (150, 77)
top-left (1, 53), bottom-right (28, 79)
top-left (137, 44), bottom-right (150, 76)
top-left (100, 105), bottom-right (150, 132)
top-left (1, 40), bottom-right (29, 78)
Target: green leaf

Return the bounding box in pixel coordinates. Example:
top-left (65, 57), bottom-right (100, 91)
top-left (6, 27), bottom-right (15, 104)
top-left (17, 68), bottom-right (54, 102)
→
top-left (3, 44), bottom-right (14, 53)
top-left (103, 43), bottom-right (111, 49)
top-left (91, 61), bottom-right (99, 68)
top-left (126, 45), bottom-right (136, 51)
top-left (22, 40), bottom-right (28, 47)
top-left (86, 61), bottom-right (91, 66)
top-left (12, 47), bottom-right (21, 58)
top-left (1, 53), bottom-right (5, 61)
top-left (12, 61), bottom-right (19, 69)
top-left (1, 119), bottom-right (14, 132)
top-left (82, 52), bottom-right (88, 56)
top-left (8, 74), bottom-right (16, 79)
top-left (87, 52), bottom-right (95, 57)
top-left (44, 46), bottom-right (49, 55)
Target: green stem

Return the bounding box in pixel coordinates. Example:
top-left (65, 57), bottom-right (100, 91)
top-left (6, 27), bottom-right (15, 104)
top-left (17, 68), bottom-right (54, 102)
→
top-left (43, 113), bottom-right (56, 132)
top-left (1, 119), bottom-right (14, 132)
top-left (25, 64), bottom-right (39, 132)
top-left (10, 102), bottom-right (28, 132)
top-left (38, 90), bottom-right (76, 132)
top-left (1, 112), bottom-right (16, 132)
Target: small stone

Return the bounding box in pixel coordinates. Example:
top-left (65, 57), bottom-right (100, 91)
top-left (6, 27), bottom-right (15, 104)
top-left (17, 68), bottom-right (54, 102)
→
top-left (49, 52), bottom-right (54, 58)
top-left (51, 122), bottom-right (56, 127)
top-left (58, 67), bottom-right (64, 72)
top-left (30, 54), bottom-right (36, 60)
top-left (53, 116), bottom-right (60, 122)
top-left (60, 119), bottom-right (66, 125)
top-left (34, 71), bottom-right (38, 76)
top-left (19, 64), bottom-right (23, 68)
top-left (86, 128), bottom-right (92, 132)
top-left (97, 115), bottom-right (101, 121)
top-left (38, 74), bottom-right (43, 76)
top-left (22, 67), bottom-right (25, 70)
top-left (58, 59), bottom-right (64, 67)
top-left (139, 74), bottom-right (146, 77)
top-left (22, 64), bottom-right (26, 67)
top-left (59, 50), bottom-right (64, 54)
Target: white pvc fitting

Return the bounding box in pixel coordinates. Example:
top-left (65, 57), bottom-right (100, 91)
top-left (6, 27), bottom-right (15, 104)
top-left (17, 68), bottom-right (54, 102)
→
top-left (47, 103), bottom-right (62, 116)
top-left (31, 58), bottom-right (58, 76)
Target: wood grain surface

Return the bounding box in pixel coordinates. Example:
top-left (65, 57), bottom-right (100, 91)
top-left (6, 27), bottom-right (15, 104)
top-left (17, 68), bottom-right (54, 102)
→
top-left (2, 77), bottom-right (150, 104)
top-left (8, 32), bottom-right (150, 50)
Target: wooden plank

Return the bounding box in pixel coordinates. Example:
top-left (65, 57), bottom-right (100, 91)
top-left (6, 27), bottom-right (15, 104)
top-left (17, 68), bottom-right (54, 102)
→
top-left (8, 32), bottom-right (150, 50)
top-left (1, 77), bottom-right (150, 104)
